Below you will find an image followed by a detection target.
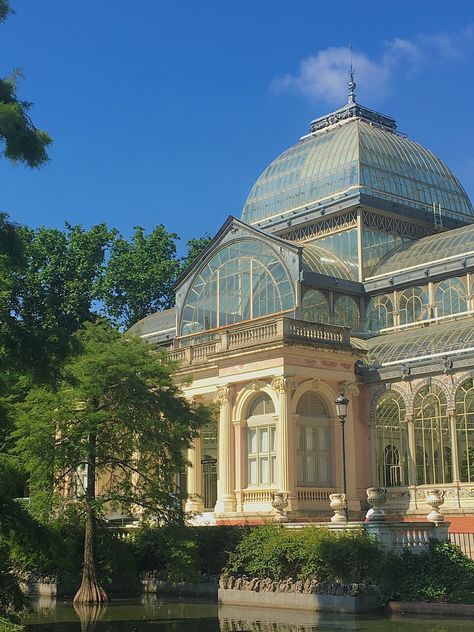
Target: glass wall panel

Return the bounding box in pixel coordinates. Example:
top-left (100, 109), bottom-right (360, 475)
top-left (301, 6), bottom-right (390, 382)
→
top-left (374, 392), bottom-right (408, 487)
top-left (296, 392), bottom-right (331, 486)
top-left (181, 240), bottom-right (294, 335)
top-left (362, 227), bottom-right (412, 277)
top-left (399, 286), bottom-right (429, 325)
top-left (309, 229), bottom-right (359, 278)
top-left (413, 385), bottom-right (452, 485)
top-left (455, 379), bottom-right (474, 483)
top-left (435, 277), bottom-right (467, 318)
top-left (302, 289), bottom-right (330, 324)
top-left (334, 295), bottom-right (360, 330)
top-left (366, 294), bottom-right (394, 332)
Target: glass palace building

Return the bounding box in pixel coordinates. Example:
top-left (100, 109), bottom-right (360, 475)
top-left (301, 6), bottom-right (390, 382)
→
top-left (131, 87), bottom-right (474, 529)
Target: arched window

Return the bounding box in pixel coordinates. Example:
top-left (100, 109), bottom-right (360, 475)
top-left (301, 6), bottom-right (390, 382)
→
top-left (374, 392), bottom-right (408, 487)
top-left (399, 286), bottom-right (429, 325)
top-left (366, 295), bottom-right (394, 332)
top-left (413, 385), bottom-right (452, 485)
top-left (302, 289), bottom-right (330, 324)
top-left (181, 240), bottom-right (294, 335)
top-left (435, 278), bottom-right (467, 318)
top-left (334, 295), bottom-right (360, 330)
top-left (455, 379), bottom-right (474, 483)
top-left (247, 393), bottom-right (276, 488)
top-left (296, 392), bottom-right (331, 487)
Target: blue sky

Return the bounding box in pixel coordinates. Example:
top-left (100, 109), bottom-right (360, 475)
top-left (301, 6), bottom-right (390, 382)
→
top-left (1, 0), bottom-right (474, 253)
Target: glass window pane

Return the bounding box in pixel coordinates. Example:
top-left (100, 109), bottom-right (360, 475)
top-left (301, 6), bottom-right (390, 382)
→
top-left (248, 429), bottom-right (257, 454)
top-left (249, 459), bottom-right (257, 486)
top-left (259, 428), bottom-right (269, 452)
top-left (260, 458), bottom-right (269, 484)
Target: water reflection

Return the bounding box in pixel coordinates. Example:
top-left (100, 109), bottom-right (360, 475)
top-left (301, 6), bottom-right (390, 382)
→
top-left (22, 597), bottom-right (473, 632)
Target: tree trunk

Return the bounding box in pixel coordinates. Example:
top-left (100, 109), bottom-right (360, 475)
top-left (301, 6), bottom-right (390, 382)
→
top-left (74, 432), bottom-right (108, 604)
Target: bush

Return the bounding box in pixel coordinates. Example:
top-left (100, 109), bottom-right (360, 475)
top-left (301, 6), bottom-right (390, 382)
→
top-left (131, 524), bottom-right (246, 582)
top-left (224, 524), bottom-right (390, 584)
top-left (390, 540), bottom-right (474, 603)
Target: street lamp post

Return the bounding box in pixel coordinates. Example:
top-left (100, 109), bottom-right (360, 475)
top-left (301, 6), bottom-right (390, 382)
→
top-left (335, 394), bottom-right (349, 522)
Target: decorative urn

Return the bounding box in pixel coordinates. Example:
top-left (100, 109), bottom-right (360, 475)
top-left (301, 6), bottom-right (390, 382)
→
top-left (425, 488), bottom-right (445, 524)
top-left (329, 493), bottom-right (347, 523)
top-left (365, 487), bottom-right (387, 521)
top-left (271, 491), bottom-right (289, 522)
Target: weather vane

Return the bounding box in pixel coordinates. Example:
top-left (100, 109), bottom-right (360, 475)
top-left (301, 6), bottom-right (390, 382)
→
top-left (348, 44), bottom-right (356, 104)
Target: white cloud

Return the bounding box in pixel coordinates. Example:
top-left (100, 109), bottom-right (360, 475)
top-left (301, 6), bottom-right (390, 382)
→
top-left (272, 26), bottom-right (474, 106)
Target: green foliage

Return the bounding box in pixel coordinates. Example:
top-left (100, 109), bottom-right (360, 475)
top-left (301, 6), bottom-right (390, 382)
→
top-left (180, 234), bottom-right (213, 274)
top-left (224, 525), bottom-right (390, 584)
top-left (12, 223), bottom-right (115, 380)
top-left (390, 540), bottom-right (474, 603)
top-left (102, 225), bottom-right (180, 329)
top-left (14, 320), bottom-right (212, 522)
top-left (131, 525), bottom-right (246, 582)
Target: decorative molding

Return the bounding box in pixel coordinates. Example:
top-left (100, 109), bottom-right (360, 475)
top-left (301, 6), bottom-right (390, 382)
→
top-left (309, 102), bottom-right (397, 134)
top-left (271, 376), bottom-right (297, 394)
top-left (339, 381), bottom-right (360, 398)
top-left (213, 385), bottom-right (231, 406)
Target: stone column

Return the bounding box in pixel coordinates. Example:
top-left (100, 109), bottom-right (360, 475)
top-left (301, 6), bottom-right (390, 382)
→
top-left (271, 377), bottom-right (296, 511)
top-left (185, 437), bottom-right (204, 513)
top-left (214, 386), bottom-right (236, 514)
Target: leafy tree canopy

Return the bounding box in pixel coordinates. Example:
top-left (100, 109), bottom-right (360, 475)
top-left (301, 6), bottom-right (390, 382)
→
top-left (13, 320), bottom-right (212, 601)
top-left (0, 2), bottom-right (52, 167)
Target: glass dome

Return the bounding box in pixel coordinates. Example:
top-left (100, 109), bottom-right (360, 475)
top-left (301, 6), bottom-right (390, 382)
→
top-left (242, 117), bottom-right (473, 227)
top-left (180, 239), bottom-right (294, 335)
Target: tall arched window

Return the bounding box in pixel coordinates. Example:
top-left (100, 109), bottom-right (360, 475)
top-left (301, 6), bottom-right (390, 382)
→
top-left (246, 393), bottom-right (276, 488)
top-left (302, 289), bottom-right (330, 324)
top-left (399, 286), bottom-right (429, 325)
top-left (181, 240), bottom-right (294, 335)
top-left (334, 295), bottom-right (360, 330)
top-left (413, 385), bottom-right (452, 485)
top-left (366, 294), bottom-right (394, 332)
top-left (455, 379), bottom-right (474, 483)
top-left (296, 392), bottom-right (331, 487)
top-left (435, 277), bottom-right (467, 318)
top-left (374, 392), bottom-right (408, 487)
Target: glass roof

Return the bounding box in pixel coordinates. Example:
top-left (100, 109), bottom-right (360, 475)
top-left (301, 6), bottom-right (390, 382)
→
top-left (241, 117), bottom-right (473, 227)
top-left (302, 244), bottom-right (355, 280)
top-left (127, 308), bottom-right (176, 339)
top-left (360, 318), bottom-right (474, 365)
top-left (372, 223), bottom-right (474, 276)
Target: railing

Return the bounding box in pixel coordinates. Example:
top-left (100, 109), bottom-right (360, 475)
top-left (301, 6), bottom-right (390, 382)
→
top-left (297, 488), bottom-right (332, 503)
top-left (449, 532), bottom-right (474, 560)
top-left (242, 489), bottom-right (274, 504)
top-left (365, 521), bottom-right (448, 554)
top-left (170, 316), bottom-right (350, 366)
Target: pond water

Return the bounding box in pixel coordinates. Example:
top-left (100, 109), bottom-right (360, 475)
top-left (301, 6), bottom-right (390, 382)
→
top-left (21, 596), bottom-right (472, 632)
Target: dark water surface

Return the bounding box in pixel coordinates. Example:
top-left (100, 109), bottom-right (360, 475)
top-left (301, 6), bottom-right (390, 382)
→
top-left (21, 596), bottom-right (472, 632)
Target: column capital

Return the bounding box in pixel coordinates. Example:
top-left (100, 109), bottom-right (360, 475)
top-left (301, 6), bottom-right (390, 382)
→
top-left (405, 413), bottom-right (414, 423)
top-left (214, 385), bottom-right (232, 406)
top-left (271, 376), bottom-right (296, 394)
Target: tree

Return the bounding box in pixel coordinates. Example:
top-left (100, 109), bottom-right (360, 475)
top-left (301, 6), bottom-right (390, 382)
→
top-left (13, 320), bottom-right (211, 603)
top-left (12, 223), bottom-right (115, 380)
top-left (180, 234), bottom-right (213, 273)
top-left (102, 225), bottom-right (180, 330)
top-left (0, 1), bottom-right (52, 167)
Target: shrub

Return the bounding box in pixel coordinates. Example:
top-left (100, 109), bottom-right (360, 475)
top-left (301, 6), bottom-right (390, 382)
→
top-left (390, 540), bottom-right (474, 603)
top-left (224, 525), bottom-right (390, 584)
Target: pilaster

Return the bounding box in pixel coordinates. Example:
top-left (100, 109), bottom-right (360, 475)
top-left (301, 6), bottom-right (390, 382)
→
top-left (271, 376), bottom-right (297, 511)
top-left (214, 385), bottom-right (236, 514)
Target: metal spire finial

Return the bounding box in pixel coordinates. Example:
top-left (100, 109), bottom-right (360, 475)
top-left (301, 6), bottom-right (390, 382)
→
top-left (348, 44), bottom-right (356, 104)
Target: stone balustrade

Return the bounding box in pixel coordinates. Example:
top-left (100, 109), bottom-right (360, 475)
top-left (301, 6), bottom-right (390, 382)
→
top-left (169, 316), bottom-right (350, 366)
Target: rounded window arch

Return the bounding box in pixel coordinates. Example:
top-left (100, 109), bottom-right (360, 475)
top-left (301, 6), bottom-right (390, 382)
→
top-left (373, 392), bottom-right (408, 487)
top-left (334, 295), bottom-right (360, 330)
top-left (413, 384), bottom-right (452, 485)
top-left (246, 393), bottom-right (276, 488)
top-left (302, 289), bottom-right (330, 324)
top-left (455, 378), bottom-right (474, 483)
top-left (180, 239), bottom-right (294, 335)
top-left (296, 392), bottom-right (331, 487)
top-left (366, 294), bottom-right (394, 332)
top-left (435, 277), bottom-right (467, 318)
top-left (399, 286), bottom-right (429, 325)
